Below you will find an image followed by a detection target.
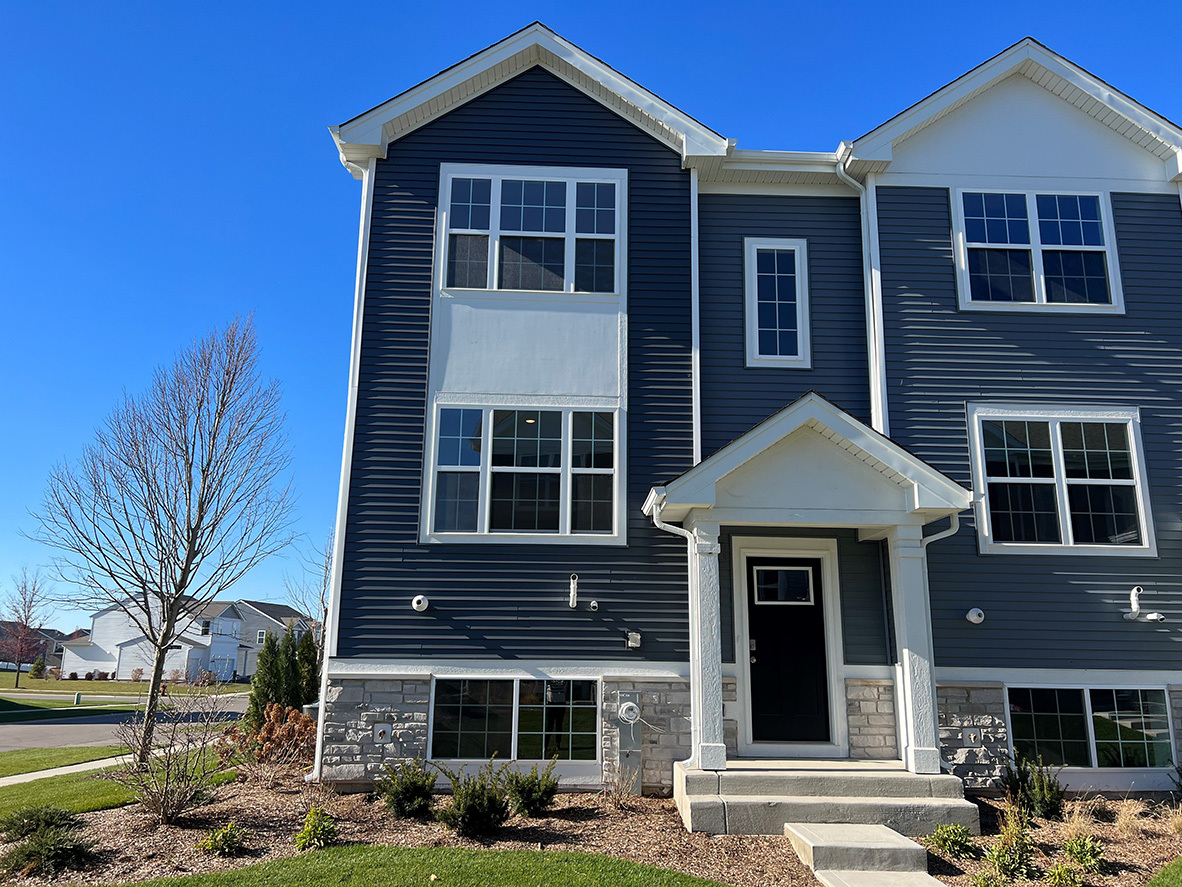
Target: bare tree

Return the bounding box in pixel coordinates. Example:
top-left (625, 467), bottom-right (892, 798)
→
top-left (283, 529), bottom-right (332, 654)
top-left (1, 567), bottom-right (53, 688)
top-left (32, 317), bottom-right (295, 763)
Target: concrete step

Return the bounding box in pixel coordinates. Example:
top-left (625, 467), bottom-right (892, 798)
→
top-left (713, 769), bottom-right (966, 800)
top-left (784, 823), bottom-right (928, 873)
top-left (723, 794), bottom-right (980, 836)
top-left (815, 871), bottom-right (946, 887)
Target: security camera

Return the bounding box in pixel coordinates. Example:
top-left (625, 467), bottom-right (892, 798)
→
top-left (966, 608), bottom-right (985, 624)
top-left (411, 594), bottom-right (429, 612)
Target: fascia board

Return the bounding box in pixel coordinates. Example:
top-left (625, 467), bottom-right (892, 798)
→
top-left (1167, 151), bottom-right (1182, 183)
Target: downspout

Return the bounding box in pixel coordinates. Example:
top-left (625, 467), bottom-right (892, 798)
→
top-left (645, 491), bottom-right (700, 768)
top-left (921, 513), bottom-right (961, 772)
top-left (835, 144), bottom-right (889, 435)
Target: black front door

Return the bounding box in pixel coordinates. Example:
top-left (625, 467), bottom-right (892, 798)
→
top-left (746, 556), bottom-right (830, 742)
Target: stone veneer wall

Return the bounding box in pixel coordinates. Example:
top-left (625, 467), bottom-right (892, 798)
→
top-left (319, 678), bottom-right (431, 784)
top-left (846, 678), bottom-right (899, 759)
top-left (937, 682), bottom-right (1009, 790)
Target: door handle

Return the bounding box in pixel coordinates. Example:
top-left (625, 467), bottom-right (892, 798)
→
top-left (750, 656), bottom-right (757, 664)
top-left (749, 639), bottom-right (757, 652)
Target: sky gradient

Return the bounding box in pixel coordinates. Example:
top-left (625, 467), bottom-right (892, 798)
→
top-left (2, 2), bottom-right (1178, 631)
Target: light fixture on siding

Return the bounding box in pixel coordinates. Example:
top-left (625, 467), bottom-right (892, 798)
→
top-left (1125, 585), bottom-right (1164, 622)
top-left (411, 594), bottom-right (429, 612)
top-left (965, 608), bottom-right (985, 624)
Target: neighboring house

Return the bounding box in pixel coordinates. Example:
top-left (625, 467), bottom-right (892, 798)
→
top-left (235, 600), bottom-right (314, 675)
top-left (314, 24), bottom-right (1182, 836)
top-left (0, 620), bottom-right (54, 670)
top-left (38, 627), bottom-right (87, 669)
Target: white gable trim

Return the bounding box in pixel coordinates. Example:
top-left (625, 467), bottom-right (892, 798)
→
top-left (849, 38), bottom-right (1182, 180)
top-left (646, 393), bottom-right (970, 522)
top-left (330, 23), bottom-right (728, 178)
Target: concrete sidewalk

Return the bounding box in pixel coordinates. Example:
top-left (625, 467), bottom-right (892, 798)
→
top-left (0, 753), bottom-right (131, 787)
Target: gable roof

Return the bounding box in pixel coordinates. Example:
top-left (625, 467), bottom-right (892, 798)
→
top-left (847, 37), bottom-right (1182, 181)
top-left (329, 22), bottom-right (728, 178)
top-left (237, 600), bottom-right (307, 626)
top-left (645, 392), bottom-right (971, 523)
top-left (191, 601), bottom-right (243, 622)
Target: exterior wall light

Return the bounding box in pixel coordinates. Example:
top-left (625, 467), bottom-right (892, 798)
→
top-left (965, 608), bottom-right (985, 624)
top-left (411, 594), bottom-right (429, 612)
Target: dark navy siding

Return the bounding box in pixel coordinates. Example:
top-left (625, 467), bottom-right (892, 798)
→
top-left (718, 528), bottom-right (892, 665)
top-left (698, 194), bottom-right (870, 456)
top-left (337, 67), bottom-right (694, 661)
top-left (879, 186), bottom-right (1182, 669)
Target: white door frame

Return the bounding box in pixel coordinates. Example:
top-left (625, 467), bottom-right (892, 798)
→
top-left (732, 535), bottom-right (848, 758)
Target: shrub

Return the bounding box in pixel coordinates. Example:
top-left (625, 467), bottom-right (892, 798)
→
top-left (217, 703), bottom-right (316, 788)
top-left (1061, 834), bottom-right (1105, 873)
top-left (96, 671), bottom-right (110, 681)
top-left (1045, 863), bottom-right (1083, 887)
top-left (28, 655), bottom-right (46, 679)
top-left (970, 872), bottom-right (1004, 887)
top-left (0, 806), bottom-right (82, 842)
top-left (84, 671), bottom-right (94, 681)
top-left (929, 822), bottom-right (976, 858)
top-left (167, 668), bottom-right (185, 683)
top-left (506, 758), bottom-right (559, 817)
top-left (0, 826), bottom-right (95, 877)
top-left (434, 759), bottom-right (511, 838)
top-left (1169, 804), bottom-right (1182, 836)
top-left (196, 821), bottom-right (248, 857)
top-left (68, 672), bottom-right (78, 681)
top-left (47, 667), bottom-right (60, 680)
top-left (1115, 800), bottom-right (1144, 837)
top-left (1061, 805), bottom-right (1093, 842)
top-left (984, 798), bottom-right (1037, 880)
top-left (1001, 754), bottom-right (1065, 819)
top-left (376, 757), bottom-right (436, 819)
top-left (130, 668), bottom-right (144, 682)
top-left (294, 806), bottom-right (337, 851)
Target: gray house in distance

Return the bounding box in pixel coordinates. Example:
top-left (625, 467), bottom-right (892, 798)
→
top-left (313, 24), bottom-right (1182, 836)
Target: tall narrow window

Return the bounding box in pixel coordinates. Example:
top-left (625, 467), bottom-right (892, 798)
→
top-left (744, 238), bottom-right (810, 367)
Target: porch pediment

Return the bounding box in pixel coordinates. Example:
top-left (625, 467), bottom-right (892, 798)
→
top-left (646, 393), bottom-right (971, 526)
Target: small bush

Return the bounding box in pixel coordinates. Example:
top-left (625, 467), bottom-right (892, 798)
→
top-left (84, 671), bottom-right (94, 681)
top-left (196, 821), bottom-right (248, 857)
top-left (970, 871), bottom-right (1004, 887)
top-left (0, 826), bottom-right (95, 877)
top-left (0, 806), bottom-right (82, 842)
top-left (1061, 805), bottom-right (1094, 842)
top-left (506, 758), bottom-right (559, 818)
top-left (1115, 799), bottom-right (1144, 837)
top-left (376, 758), bottom-right (436, 819)
top-left (984, 798), bottom-right (1037, 880)
top-left (96, 671), bottom-right (110, 681)
top-left (28, 655), bottom-right (46, 679)
top-left (67, 672), bottom-right (78, 681)
top-left (1061, 834), bottom-right (1105, 873)
top-left (130, 668), bottom-right (144, 682)
top-left (167, 668), bottom-right (185, 683)
top-left (434, 759), bottom-right (511, 838)
top-left (294, 806), bottom-right (337, 851)
top-left (1168, 804), bottom-right (1182, 836)
top-left (48, 667), bottom-right (61, 680)
top-left (1045, 863), bottom-right (1083, 887)
top-left (929, 822), bottom-right (976, 858)
top-left (216, 703), bottom-right (316, 789)
top-left (1001, 754), bottom-right (1065, 819)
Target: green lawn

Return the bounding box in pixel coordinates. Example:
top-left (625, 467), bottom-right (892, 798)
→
top-left (0, 671), bottom-right (230, 695)
top-left (0, 697), bottom-right (140, 723)
top-left (1150, 857), bottom-right (1182, 886)
top-left (105, 846), bottom-right (730, 887)
top-left (0, 745), bottom-right (124, 777)
top-left (0, 768), bottom-right (135, 817)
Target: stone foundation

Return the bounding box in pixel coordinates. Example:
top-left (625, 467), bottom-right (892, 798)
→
top-left (937, 682), bottom-right (1009, 790)
top-left (846, 678), bottom-right (899, 759)
top-left (319, 678), bottom-right (431, 784)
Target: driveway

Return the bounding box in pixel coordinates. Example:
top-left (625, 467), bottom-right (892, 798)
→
top-left (0, 696), bottom-right (247, 752)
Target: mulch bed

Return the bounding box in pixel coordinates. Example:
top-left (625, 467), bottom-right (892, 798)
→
top-left (13, 775), bottom-right (819, 887)
top-left (924, 797), bottom-right (1182, 886)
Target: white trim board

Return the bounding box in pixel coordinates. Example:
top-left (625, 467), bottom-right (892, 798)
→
top-left (326, 659), bottom-right (691, 680)
top-left (936, 666), bottom-right (1182, 686)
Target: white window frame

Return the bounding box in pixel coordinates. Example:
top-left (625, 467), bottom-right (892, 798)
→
top-left (744, 237), bottom-right (811, 367)
top-left (1003, 684), bottom-right (1175, 772)
top-left (426, 675), bottom-right (602, 764)
top-left (255, 630), bottom-right (266, 645)
top-left (952, 188), bottom-right (1125, 313)
top-left (421, 402), bottom-right (625, 545)
top-left (967, 403), bottom-right (1156, 556)
top-left (437, 163), bottom-right (628, 300)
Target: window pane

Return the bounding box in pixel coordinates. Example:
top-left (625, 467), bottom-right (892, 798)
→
top-left (575, 239), bottom-right (615, 292)
top-left (1068, 485), bottom-right (1141, 545)
top-left (964, 192), bottom-right (1029, 244)
top-left (753, 248), bottom-right (801, 357)
top-left (437, 408), bottom-right (483, 467)
top-left (432, 679), bottom-right (515, 759)
top-left (1006, 688), bottom-right (1090, 766)
top-left (982, 421), bottom-right (1054, 478)
top-left (1061, 422), bottom-right (1132, 480)
top-left (1036, 194), bottom-right (1104, 247)
top-left (500, 179), bottom-right (566, 233)
top-left (499, 236), bottom-right (564, 291)
top-left (572, 474), bottom-right (613, 533)
top-left (571, 412), bottom-right (613, 468)
top-left (1044, 250), bottom-right (1111, 304)
top-left (967, 248), bottom-right (1035, 302)
top-left (516, 680), bottom-right (597, 761)
top-left (447, 234), bottom-right (489, 288)
top-left (491, 410), bottom-right (562, 467)
top-left (754, 567), bottom-right (812, 603)
top-left (434, 472), bottom-right (479, 532)
top-left (988, 482), bottom-right (1061, 543)
top-left (490, 473), bottom-right (560, 532)
top-left (449, 177), bottom-right (491, 231)
top-left (1089, 689), bottom-right (1170, 768)
top-left (575, 182), bottom-right (615, 234)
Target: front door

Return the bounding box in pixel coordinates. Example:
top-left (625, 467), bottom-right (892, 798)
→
top-left (745, 556), bottom-right (830, 742)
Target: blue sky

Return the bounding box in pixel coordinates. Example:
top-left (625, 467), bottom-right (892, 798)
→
top-left (2, 2), bottom-right (1178, 631)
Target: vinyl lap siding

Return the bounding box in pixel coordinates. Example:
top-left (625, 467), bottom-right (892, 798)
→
top-left (337, 67), bottom-right (693, 661)
top-left (698, 194), bottom-right (869, 457)
top-left (878, 186), bottom-right (1182, 669)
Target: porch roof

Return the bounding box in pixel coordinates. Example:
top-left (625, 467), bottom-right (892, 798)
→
top-left (644, 392), bottom-right (972, 525)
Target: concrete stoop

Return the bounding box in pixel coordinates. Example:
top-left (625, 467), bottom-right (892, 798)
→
top-left (785, 823), bottom-right (945, 887)
top-left (674, 760), bottom-right (980, 837)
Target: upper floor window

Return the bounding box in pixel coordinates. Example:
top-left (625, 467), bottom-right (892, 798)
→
top-left (425, 405), bottom-right (620, 543)
top-left (200, 620), bottom-right (210, 636)
top-left (968, 405), bottom-right (1155, 556)
top-left (439, 164), bottom-right (626, 296)
top-left (954, 190), bottom-right (1123, 312)
top-left (256, 630), bottom-right (266, 645)
top-left (744, 238), bottom-right (811, 368)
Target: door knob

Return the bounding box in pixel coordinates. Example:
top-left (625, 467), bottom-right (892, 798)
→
top-left (749, 656), bottom-right (757, 664)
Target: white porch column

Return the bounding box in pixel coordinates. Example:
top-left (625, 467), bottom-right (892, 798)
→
top-left (886, 524), bottom-right (941, 774)
top-left (687, 520), bottom-right (727, 771)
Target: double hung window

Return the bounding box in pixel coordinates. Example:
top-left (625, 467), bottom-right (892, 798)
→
top-left (968, 406), bottom-right (1154, 554)
top-left (430, 406), bottom-right (618, 540)
top-left (441, 165), bottom-right (625, 295)
top-left (744, 238), bottom-right (811, 367)
top-left (955, 190), bottom-right (1122, 310)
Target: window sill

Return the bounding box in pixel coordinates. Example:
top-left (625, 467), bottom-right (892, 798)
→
top-left (745, 355), bottom-right (813, 369)
top-left (420, 532), bottom-right (626, 546)
top-left (957, 299), bottom-right (1125, 314)
top-left (977, 540), bottom-right (1158, 558)
top-left (440, 287), bottom-right (621, 303)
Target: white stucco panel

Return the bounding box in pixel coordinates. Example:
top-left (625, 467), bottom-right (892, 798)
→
top-left (887, 74), bottom-right (1168, 182)
top-left (432, 297), bottom-right (621, 398)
